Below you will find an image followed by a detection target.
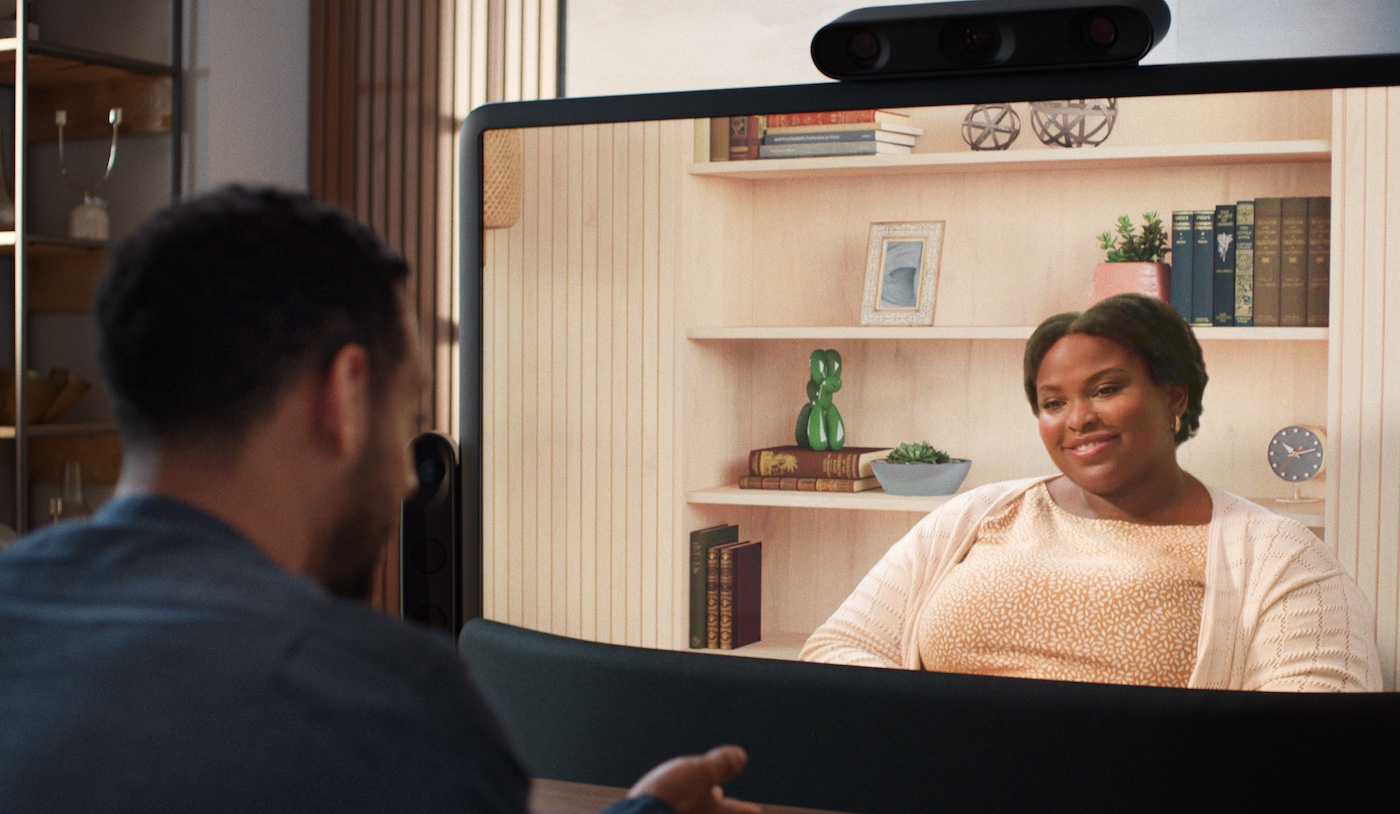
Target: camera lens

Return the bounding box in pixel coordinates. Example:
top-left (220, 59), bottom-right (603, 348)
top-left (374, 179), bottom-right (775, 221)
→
top-left (1083, 15), bottom-right (1118, 51)
top-left (958, 19), bottom-right (1002, 63)
top-left (846, 29), bottom-right (880, 66)
top-left (417, 456), bottom-right (446, 485)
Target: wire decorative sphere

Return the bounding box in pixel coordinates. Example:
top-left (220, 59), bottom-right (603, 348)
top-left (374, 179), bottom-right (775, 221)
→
top-left (960, 103), bottom-right (1021, 151)
top-left (1028, 98), bottom-right (1118, 148)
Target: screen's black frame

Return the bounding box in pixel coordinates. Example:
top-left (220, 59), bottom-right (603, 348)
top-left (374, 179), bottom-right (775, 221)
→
top-left (457, 52), bottom-right (1400, 622)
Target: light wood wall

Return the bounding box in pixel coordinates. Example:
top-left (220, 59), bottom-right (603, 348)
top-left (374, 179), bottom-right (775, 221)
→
top-left (482, 122), bottom-right (689, 645)
top-left (308, 0), bottom-right (558, 613)
top-left (1330, 86), bottom-right (1400, 686)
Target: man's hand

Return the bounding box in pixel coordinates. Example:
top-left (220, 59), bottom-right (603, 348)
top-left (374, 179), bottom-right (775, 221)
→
top-left (626, 745), bottom-right (762, 814)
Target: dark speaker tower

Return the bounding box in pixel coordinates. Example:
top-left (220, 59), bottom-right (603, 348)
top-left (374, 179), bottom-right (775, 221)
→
top-left (401, 431), bottom-right (462, 636)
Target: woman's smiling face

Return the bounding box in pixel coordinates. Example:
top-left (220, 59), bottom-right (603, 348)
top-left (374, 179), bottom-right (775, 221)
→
top-left (1034, 333), bottom-right (1186, 500)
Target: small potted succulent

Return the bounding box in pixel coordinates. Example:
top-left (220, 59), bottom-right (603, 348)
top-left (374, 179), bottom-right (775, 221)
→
top-left (870, 442), bottom-right (972, 496)
top-left (1088, 212), bottom-right (1171, 306)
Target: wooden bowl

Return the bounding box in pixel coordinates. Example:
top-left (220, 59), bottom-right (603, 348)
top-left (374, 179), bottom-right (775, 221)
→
top-left (0, 368), bottom-right (90, 425)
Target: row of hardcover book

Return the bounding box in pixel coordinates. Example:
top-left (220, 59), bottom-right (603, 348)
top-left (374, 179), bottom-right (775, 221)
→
top-left (1170, 196), bottom-right (1329, 328)
top-left (687, 524), bottom-right (761, 650)
top-left (738, 445), bottom-right (894, 493)
top-left (711, 109), bottom-right (923, 161)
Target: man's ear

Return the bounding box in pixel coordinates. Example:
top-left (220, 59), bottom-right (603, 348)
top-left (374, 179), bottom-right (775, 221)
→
top-left (317, 344), bottom-right (373, 459)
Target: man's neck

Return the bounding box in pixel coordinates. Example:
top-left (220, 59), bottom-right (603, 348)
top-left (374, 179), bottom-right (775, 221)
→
top-left (116, 441), bottom-right (329, 581)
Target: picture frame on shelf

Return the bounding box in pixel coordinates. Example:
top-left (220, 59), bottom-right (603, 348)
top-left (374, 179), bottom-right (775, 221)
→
top-left (861, 221), bottom-right (943, 326)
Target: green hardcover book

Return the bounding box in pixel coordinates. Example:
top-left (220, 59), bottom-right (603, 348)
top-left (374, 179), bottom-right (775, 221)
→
top-left (1234, 201), bottom-right (1255, 326)
top-left (689, 523), bottom-right (738, 648)
top-left (1306, 196), bottom-right (1331, 327)
top-left (1252, 197), bottom-right (1283, 326)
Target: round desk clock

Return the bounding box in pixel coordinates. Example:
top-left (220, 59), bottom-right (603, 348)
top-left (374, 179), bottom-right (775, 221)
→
top-left (1267, 424), bottom-right (1326, 502)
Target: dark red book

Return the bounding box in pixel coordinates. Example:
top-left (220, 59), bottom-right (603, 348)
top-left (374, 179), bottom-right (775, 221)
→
top-left (765, 109), bottom-right (908, 128)
top-left (718, 540), bottom-right (761, 650)
top-left (738, 475), bottom-right (881, 492)
top-left (748, 446), bottom-right (893, 480)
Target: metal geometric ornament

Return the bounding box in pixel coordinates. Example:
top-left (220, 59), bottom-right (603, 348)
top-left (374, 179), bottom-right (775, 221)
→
top-left (1029, 98), bottom-right (1118, 148)
top-left (961, 103), bottom-right (1021, 151)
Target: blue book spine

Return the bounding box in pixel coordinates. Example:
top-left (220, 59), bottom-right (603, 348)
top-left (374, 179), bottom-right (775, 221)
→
top-left (1212, 204), bottom-right (1237, 326)
top-left (1191, 210), bottom-right (1215, 326)
top-left (1170, 211), bottom-right (1193, 321)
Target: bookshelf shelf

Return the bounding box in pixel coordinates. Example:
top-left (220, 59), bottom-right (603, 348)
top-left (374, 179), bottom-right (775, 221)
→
top-left (689, 139), bottom-right (1330, 181)
top-left (688, 326), bottom-right (1328, 341)
top-left (0, 423), bottom-right (118, 440)
top-left (688, 486), bottom-right (1325, 527)
top-left (0, 232), bottom-right (108, 255)
top-left (692, 631), bottom-right (808, 661)
top-left (689, 485), bottom-right (948, 513)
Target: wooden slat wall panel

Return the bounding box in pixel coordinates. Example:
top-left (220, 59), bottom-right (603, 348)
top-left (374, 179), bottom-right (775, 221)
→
top-left (482, 121), bottom-right (687, 648)
top-left (1329, 87), bottom-right (1400, 688)
top-left (308, 0), bottom-right (559, 614)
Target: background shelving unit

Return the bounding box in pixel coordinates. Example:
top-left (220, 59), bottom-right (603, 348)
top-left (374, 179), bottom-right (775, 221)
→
top-left (2, 2), bottom-right (181, 532)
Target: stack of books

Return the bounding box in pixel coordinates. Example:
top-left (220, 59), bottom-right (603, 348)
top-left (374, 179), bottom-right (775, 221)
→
top-left (710, 110), bottom-right (923, 161)
top-left (687, 524), bottom-right (761, 650)
top-left (1170, 197), bottom-right (1329, 328)
top-left (758, 109), bottom-right (922, 159)
top-left (738, 445), bottom-right (894, 492)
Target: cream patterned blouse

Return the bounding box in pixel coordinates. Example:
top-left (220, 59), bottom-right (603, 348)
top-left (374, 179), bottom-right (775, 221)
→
top-left (916, 482), bottom-right (1208, 687)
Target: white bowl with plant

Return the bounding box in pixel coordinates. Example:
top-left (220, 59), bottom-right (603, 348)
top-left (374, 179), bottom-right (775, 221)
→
top-left (870, 442), bottom-right (972, 496)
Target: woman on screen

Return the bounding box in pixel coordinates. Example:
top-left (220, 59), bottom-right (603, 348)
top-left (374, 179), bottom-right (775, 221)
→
top-left (801, 293), bottom-right (1381, 691)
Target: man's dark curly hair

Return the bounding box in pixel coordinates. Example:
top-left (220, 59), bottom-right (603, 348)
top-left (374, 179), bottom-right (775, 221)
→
top-left (1022, 293), bottom-right (1208, 445)
top-left (96, 185), bottom-right (410, 448)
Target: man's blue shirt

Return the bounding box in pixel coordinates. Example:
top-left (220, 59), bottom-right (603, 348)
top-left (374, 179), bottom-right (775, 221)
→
top-left (0, 495), bottom-right (533, 813)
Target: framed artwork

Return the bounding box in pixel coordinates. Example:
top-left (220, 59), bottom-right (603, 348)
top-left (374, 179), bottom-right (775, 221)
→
top-left (861, 221), bottom-right (944, 326)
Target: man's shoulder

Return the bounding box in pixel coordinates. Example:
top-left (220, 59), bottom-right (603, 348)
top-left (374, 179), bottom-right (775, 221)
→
top-left (3, 499), bottom-right (476, 713)
top-left (0, 512), bottom-right (530, 813)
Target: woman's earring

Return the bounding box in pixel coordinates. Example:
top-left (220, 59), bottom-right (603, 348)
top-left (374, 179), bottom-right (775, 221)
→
top-left (1171, 414), bottom-right (1182, 435)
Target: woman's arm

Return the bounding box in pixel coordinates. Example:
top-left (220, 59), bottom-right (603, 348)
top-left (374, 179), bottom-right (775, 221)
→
top-left (1242, 564), bottom-right (1383, 692)
top-left (1224, 510), bottom-right (1384, 691)
top-left (798, 523), bottom-right (926, 668)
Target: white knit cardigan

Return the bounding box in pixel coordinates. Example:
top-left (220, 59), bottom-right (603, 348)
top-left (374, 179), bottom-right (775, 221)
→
top-left (800, 476), bottom-right (1383, 691)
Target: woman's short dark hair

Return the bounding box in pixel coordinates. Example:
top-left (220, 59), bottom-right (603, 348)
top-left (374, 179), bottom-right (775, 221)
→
top-left (1022, 293), bottom-right (1208, 445)
top-left (96, 185), bottom-right (410, 448)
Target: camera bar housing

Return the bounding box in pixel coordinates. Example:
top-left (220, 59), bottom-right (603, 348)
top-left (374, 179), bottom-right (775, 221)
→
top-left (811, 0), bottom-right (1172, 81)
